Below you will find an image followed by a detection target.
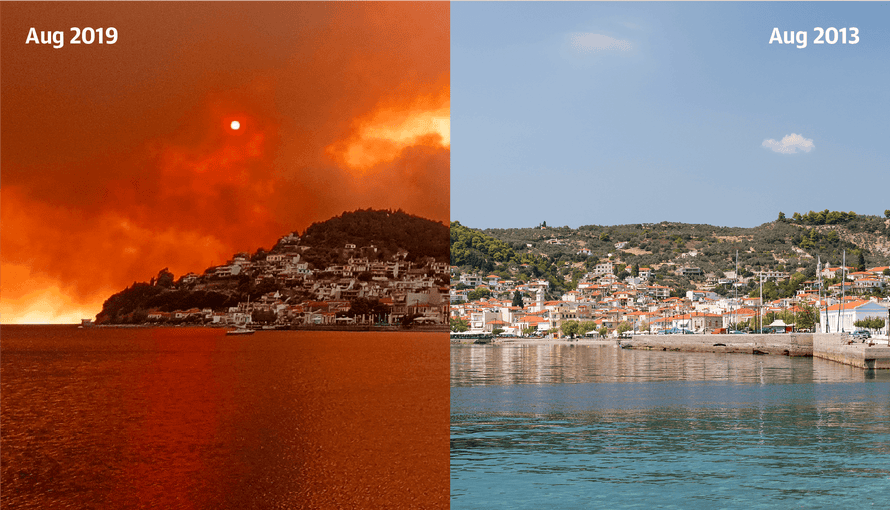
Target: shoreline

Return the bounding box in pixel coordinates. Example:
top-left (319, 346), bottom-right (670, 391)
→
top-left (6, 323), bottom-right (449, 333)
top-left (497, 338), bottom-right (618, 346)
top-left (454, 333), bottom-right (890, 369)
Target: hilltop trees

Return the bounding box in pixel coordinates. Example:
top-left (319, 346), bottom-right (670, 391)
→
top-left (96, 209), bottom-right (448, 324)
top-left (452, 210), bottom-right (889, 306)
top-left (302, 209), bottom-right (449, 263)
top-left (451, 222), bottom-right (571, 292)
top-left (156, 268), bottom-right (175, 288)
top-left (451, 221), bottom-right (515, 266)
top-left (790, 209), bottom-right (857, 225)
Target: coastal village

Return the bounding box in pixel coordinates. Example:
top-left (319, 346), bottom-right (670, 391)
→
top-left (450, 247), bottom-right (890, 339)
top-left (115, 231), bottom-right (450, 328)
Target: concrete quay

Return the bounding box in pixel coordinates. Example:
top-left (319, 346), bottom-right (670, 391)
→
top-left (621, 333), bottom-right (813, 357)
top-left (620, 332), bottom-right (890, 369)
top-left (813, 333), bottom-right (890, 369)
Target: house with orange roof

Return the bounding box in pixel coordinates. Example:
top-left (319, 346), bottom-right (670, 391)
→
top-left (853, 278), bottom-right (885, 293)
top-left (623, 310), bottom-right (650, 330)
top-left (469, 310), bottom-right (500, 332)
top-left (600, 297), bottom-right (620, 309)
top-left (649, 316), bottom-right (674, 332)
top-left (828, 281), bottom-right (854, 294)
top-left (516, 315), bottom-right (550, 333)
top-left (722, 307), bottom-right (756, 328)
top-left (561, 290), bottom-right (582, 302)
top-left (820, 266), bottom-right (855, 279)
top-left (485, 319), bottom-right (509, 332)
top-left (742, 296), bottom-right (762, 307)
top-left (688, 312), bottom-right (723, 331)
top-left (867, 266), bottom-right (890, 278)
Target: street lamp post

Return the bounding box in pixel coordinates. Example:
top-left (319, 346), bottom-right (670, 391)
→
top-left (759, 270), bottom-right (764, 333)
top-left (837, 250), bottom-right (846, 333)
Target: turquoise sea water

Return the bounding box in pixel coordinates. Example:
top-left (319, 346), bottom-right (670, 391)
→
top-left (451, 344), bottom-right (890, 508)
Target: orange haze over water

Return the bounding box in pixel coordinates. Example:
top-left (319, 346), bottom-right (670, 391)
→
top-left (1, 3), bottom-right (450, 324)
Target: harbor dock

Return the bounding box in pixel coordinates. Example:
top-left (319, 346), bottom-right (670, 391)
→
top-left (613, 332), bottom-right (890, 369)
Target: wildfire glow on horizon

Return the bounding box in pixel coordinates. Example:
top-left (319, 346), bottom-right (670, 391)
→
top-left (328, 96), bottom-right (451, 172)
top-left (1, 2), bottom-right (450, 324)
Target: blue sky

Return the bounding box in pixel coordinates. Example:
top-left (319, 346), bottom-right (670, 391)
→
top-left (452, 2), bottom-right (889, 228)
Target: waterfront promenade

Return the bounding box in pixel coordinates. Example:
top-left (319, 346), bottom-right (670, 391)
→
top-left (491, 332), bottom-right (890, 369)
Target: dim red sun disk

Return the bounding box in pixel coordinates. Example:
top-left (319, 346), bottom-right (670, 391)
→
top-left (230, 120), bottom-right (240, 130)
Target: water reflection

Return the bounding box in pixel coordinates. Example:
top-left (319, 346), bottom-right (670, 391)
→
top-left (451, 344), bottom-right (890, 386)
top-left (451, 344), bottom-right (890, 508)
top-left (2, 326), bottom-right (449, 509)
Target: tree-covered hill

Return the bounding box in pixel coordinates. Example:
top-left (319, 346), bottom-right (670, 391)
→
top-left (452, 210), bottom-right (890, 292)
top-left (451, 221), bottom-right (571, 293)
top-left (297, 209), bottom-right (449, 263)
top-left (96, 209), bottom-right (448, 323)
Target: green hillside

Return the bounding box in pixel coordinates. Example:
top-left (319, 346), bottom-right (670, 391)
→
top-left (451, 210), bottom-right (890, 298)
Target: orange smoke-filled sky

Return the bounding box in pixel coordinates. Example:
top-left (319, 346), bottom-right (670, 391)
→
top-left (1, 2), bottom-right (449, 324)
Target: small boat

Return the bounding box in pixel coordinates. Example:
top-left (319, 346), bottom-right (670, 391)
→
top-left (227, 295), bottom-right (256, 335)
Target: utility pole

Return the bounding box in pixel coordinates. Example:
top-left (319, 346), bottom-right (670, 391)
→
top-left (734, 250), bottom-right (738, 330)
top-left (818, 256), bottom-right (826, 333)
top-left (729, 250), bottom-right (737, 331)
top-left (838, 250), bottom-right (846, 332)
top-left (759, 269), bottom-right (764, 333)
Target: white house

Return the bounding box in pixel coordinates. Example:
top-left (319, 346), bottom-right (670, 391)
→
top-left (819, 300), bottom-right (889, 335)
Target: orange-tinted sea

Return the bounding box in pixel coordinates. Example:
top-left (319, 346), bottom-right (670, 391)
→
top-left (1, 325), bottom-right (449, 509)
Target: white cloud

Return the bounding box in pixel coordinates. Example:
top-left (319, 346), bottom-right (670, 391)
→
top-left (762, 133), bottom-right (815, 154)
top-left (568, 32), bottom-right (633, 53)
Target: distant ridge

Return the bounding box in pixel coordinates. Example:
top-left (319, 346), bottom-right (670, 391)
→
top-left (96, 209), bottom-right (449, 324)
top-left (298, 209), bottom-right (449, 263)
top-left (452, 210), bottom-right (890, 295)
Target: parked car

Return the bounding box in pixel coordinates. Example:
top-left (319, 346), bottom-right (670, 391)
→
top-left (660, 327), bottom-right (695, 335)
top-left (852, 330), bottom-right (871, 340)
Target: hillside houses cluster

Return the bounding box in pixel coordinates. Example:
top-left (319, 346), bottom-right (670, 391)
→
top-left (148, 234), bottom-right (450, 326)
top-left (451, 263), bottom-right (890, 338)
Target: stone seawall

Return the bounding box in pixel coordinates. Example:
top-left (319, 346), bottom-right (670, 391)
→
top-left (622, 333), bottom-right (813, 357)
top-left (813, 333), bottom-right (890, 369)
